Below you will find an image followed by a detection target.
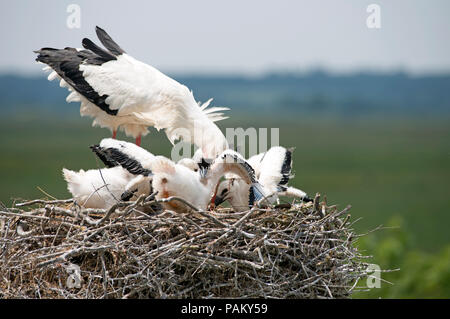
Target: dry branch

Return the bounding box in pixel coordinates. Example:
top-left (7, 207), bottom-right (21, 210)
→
top-left (0, 194), bottom-right (372, 299)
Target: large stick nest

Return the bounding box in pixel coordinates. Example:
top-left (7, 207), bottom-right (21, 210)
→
top-left (0, 194), bottom-right (370, 298)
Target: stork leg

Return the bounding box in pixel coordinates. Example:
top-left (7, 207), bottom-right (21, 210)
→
top-left (135, 135), bottom-right (142, 146)
top-left (112, 130), bottom-right (117, 139)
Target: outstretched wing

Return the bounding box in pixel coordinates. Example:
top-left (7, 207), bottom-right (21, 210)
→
top-left (35, 26), bottom-right (229, 150)
top-left (35, 46), bottom-right (118, 116)
top-left (34, 27), bottom-right (126, 116)
top-left (257, 146), bottom-right (295, 193)
top-left (90, 138), bottom-right (154, 176)
top-left (258, 147), bottom-right (312, 201)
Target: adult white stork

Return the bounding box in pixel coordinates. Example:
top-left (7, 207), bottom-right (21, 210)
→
top-left (35, 26), bottom-right (229, 157)
top-left (215, 146), bottom-right (312, 211)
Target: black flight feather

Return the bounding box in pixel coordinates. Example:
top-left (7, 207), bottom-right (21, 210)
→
top-left (279, 148), bottom-right (293, 186)
top-left (90, 145), bottom-right (118, 168)
top-left (82, 38), bottom-right (117, 61)
top-left (35, 47), bottom-right (118, 115)
top-left (95, 26), bottom-right (125, 56)
top-left (248, 186), bottom-right (255, 207)
top-left (90, 145), bottom-right (152, 176)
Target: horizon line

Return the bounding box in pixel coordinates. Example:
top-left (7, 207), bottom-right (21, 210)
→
top-left (2, 67), bottom-right (450, 79)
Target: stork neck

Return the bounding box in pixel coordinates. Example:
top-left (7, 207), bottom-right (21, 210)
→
top-left (205, 164), bottom-right (226, 192)
top-left (193, 121), bottom-right (228, 159)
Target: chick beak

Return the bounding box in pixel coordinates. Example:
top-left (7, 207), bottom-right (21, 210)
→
top-left (121, 190), bottom-right (135, 202)
top-left (214, 192), bottom-right (229, 207)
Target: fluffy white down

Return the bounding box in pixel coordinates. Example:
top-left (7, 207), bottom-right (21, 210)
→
top-left (151, 150), bottom-right (257, 213)
top-left (177, 158), bottom-right (200, 172)
top-left (62, 166), bottom-right (134, 209)
top-left (64, 140), bottom-right (204, 210)
top-left (151, 156), bottom-right (212, 212)
top-left (117, 156), bottom-right (202, 203)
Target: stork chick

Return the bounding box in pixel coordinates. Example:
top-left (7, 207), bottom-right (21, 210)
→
top-left (62, 166), bottom-right (135, 209)
top-left (90, 138), bottom-right (202, 203)
top-left (151, 150), bottom-right (265, 213)
top-left (215, 146), bottom-right (312, 211)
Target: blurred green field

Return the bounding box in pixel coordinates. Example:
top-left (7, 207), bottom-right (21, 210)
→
top-left (1, 114), bottom-right (449, 298)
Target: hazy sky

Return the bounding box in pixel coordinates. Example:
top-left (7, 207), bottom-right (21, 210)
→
top-left (1, 0), bottom-right (449, 75)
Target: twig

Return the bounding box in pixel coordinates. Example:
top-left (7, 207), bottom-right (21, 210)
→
top-left (16, 199), bottom-right (73, 207)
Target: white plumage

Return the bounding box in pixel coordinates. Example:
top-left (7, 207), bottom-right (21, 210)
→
top-left (80, 138), bottom-right (202, 207)
top-left (119, 154), bottom-right (203, 202)
top-left (176, 157), bottom-right (201, 172)
top-left (88, 145), bottom-right (263, 213)
top-left (253, 146), bottom-right (294, 201)
top-left (64, 138), bottom-right (205, 209)
top-left (215, 146), bottom-right (311, 211)
top-left (35, 26), bottom-right (229, 156)
top-left (62, 166), bottom-right (135, 209)
top-left (151, 150), bottom-right (264, 213)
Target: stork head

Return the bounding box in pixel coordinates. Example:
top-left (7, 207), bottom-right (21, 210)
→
top-left (151, 157), bottom-right (177, 199)
top-left (177, 158), bottom-right (199, 172)
top-left (214, 180), bottom-right (230, 206)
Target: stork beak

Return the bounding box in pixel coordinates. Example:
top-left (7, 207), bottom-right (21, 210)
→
top-left (198, 157), bottom-right (211, 179)
top-left (121, 190), bottom-right (135, 201)
top-left (214, 192), bottom-right (229, 207)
